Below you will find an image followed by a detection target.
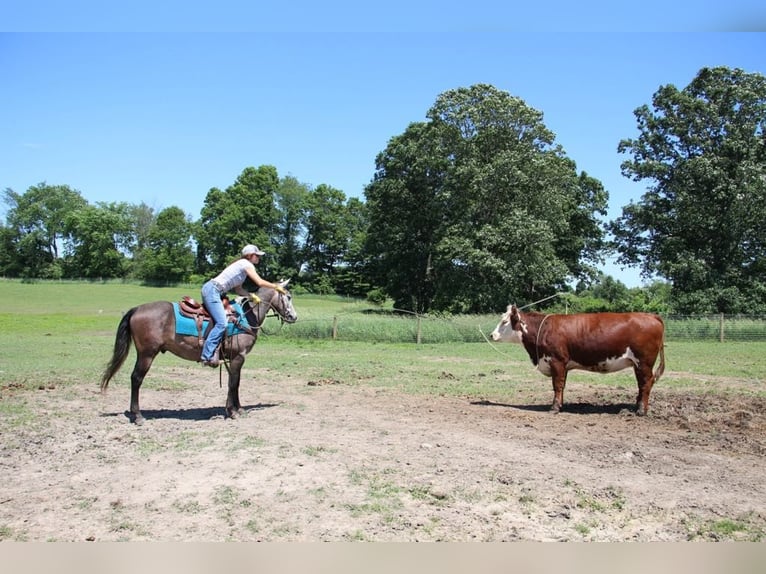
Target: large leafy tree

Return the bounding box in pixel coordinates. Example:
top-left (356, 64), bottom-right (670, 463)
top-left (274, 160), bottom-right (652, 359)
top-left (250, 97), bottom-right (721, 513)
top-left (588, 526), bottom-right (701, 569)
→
top-left (2, 182), bottom-right (88, 278)
top-left (335, 197), bottom-right (370, 297)
top-left (610, 67), bottom-right (766, 313)
top-left (62, 202), bottom-right (134, 279)
top-left (136, 206), bottom-right (195, 283)
top-left (302, 184), bottom-right (353, 293)
top-left (366, 84), bottom-right (607, 313)
top-left (273, 175), bottom-right (309, 281)
top-left (196, 166), bottom-right (279, 276)
top-left (365, 121), bottom-right (448, 311)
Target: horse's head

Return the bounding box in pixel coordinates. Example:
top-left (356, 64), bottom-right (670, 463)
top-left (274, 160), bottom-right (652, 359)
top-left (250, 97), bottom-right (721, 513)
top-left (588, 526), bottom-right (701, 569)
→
top-left (267, 279), bottom-right (298, 324)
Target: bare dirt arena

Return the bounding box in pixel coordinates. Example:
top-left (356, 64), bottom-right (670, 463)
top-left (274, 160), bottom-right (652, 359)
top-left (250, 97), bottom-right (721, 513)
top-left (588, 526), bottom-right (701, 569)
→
top-left (1, 366), bottom-right (765, 542)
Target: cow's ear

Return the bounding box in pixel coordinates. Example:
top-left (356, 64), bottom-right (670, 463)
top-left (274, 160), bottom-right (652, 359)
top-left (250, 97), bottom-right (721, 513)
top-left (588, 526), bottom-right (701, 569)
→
top-left (511, 305), bottom-right (520, 321)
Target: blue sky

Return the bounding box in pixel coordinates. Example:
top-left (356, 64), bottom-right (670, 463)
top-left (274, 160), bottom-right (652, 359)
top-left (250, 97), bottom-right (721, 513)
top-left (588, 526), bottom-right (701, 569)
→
top-left (2, 5), bottom-right (765, 286)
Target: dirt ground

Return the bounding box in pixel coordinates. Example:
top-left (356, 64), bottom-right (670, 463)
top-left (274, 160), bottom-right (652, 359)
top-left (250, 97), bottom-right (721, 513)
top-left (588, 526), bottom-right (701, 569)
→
top-left (1, 365), bottom-right (765, 542)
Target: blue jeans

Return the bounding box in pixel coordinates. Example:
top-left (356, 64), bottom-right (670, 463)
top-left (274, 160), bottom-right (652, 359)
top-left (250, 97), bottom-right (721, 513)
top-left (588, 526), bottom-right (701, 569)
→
top-left (200, 280), bottom-right (227, 361)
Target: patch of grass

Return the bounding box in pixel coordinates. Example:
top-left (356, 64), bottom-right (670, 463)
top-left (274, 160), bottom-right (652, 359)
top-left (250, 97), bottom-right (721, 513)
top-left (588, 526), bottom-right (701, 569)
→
top-left (302, 444), bottom-right (336, 457)
top-left (0, 525), bottom-right (17, 540)
top-left (245, 519), bottom-right (259, 534)
top-left (0, 398), bottom-right (35, 430)
top-left (172, 499), bottom-right (203, 515)
top-left (135, 430), bottom-right (216, 456)
top-left (345, 468), bottom-right (407, 524)
top-left (685, 513), bottom-right (766, 541)
top-left (346, 529), bottom-right (368, 541)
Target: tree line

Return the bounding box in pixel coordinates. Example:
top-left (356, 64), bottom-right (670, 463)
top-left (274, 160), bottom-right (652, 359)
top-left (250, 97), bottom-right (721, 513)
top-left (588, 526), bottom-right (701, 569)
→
top-left (2, 67), bottom-right (765, 315)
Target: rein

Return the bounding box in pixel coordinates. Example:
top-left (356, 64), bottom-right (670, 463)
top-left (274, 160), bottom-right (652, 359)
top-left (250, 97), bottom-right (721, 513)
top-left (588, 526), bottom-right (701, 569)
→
top-left (217, 291), bottom-right (287, 382)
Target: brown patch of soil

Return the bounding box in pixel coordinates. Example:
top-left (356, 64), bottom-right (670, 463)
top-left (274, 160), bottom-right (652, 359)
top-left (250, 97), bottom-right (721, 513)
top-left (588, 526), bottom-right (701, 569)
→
top-left (1, 368), bottom-right (764, 541)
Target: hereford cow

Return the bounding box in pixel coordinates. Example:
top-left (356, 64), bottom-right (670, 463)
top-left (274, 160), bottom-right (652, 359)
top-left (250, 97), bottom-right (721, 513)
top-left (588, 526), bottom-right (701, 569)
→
top-left (490, 305), bottom-right (665, 415)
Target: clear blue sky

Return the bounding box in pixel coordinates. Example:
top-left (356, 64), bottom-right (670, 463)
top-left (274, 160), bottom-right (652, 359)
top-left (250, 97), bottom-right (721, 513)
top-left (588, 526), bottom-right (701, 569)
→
top-left (2, 4), bottom-right (765, 286)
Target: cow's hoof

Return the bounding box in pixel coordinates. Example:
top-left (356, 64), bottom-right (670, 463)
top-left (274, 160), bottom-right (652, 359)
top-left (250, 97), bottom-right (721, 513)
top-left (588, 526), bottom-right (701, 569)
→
top-left (549, 405), bottom-right (561, 414)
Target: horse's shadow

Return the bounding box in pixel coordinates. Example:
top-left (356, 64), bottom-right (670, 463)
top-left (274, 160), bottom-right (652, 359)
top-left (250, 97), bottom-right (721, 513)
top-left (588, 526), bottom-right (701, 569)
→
top-left (471, 399), bottom-right (637, 416)
top-left (100, 402), bottom-right (280, 422)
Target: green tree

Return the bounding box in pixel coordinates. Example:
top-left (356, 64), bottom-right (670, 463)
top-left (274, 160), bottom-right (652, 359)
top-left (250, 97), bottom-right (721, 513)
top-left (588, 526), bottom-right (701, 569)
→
top-left (302, 184), bottom-right (352, 293)
top-left (273, 175), bottom-right (309, 281)
top-left (365, 121), bottom-right (447, 312)
top-left (366, 84), bottom-right (607, 313)
top-left (335, 197), bottom-right (370, 297)
top-left (2, 182), bottom-right (88, 278)
top-left (196, 166), bottom-right (279, 276)
top-left (62, 202), bottom-right (133, 279)
top-left (610, 66), bottom-right (766, 313)
top-left (129, 202), bottom-right (156, 255)
top-left (136, 206), bottom-right (195, 283)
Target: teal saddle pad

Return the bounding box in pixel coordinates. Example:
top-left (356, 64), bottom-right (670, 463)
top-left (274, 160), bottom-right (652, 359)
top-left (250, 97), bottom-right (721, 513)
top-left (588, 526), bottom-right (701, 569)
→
top-left (172, 302), bottom-right (251, 337)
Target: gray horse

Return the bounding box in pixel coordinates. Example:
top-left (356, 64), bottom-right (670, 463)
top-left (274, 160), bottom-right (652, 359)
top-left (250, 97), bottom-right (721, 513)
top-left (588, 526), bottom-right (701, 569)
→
top-left (101, 281), bottom-right (297, 425)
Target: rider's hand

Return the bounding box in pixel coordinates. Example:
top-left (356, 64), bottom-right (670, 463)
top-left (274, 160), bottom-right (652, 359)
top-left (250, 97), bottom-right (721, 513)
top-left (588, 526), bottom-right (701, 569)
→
top-left (250, 293), bottom-right (261, 304)
top-left (275, 285), bottom-right (287, 295)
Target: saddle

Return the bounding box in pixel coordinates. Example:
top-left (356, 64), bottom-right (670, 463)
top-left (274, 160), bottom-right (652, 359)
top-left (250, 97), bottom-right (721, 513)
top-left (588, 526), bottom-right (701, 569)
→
top-left (177, 295), bottom-right (238, 347)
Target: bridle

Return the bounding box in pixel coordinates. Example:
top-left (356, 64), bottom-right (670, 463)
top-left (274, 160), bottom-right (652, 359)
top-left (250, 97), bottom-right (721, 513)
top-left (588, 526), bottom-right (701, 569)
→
top-left (216, 289), bottom-right (292, 382)
top-left (238, 289), bottom-right (292, 336)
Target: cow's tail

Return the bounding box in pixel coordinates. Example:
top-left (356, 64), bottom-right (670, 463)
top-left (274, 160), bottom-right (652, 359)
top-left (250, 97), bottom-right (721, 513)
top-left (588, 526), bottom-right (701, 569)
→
top-left (100, 308), bottom-right (136, 393)
top-left (654, 317), bottom-right (666, 383)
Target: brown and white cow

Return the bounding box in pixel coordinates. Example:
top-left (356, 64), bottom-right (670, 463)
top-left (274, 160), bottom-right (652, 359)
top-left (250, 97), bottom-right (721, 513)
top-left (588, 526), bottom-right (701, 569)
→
top-left (491, 305), bottom-right (665, 415)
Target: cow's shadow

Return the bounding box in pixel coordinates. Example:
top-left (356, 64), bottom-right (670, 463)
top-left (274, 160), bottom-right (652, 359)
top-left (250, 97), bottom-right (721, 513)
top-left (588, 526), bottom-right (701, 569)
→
top-left (100, 402), bottom-right (280, 422)
top-left (471, 399), bottom-right (636, 416)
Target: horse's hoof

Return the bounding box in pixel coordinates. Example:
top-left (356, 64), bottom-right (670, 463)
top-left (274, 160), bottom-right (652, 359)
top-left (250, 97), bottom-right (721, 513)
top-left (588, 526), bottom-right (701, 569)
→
top-left (134, 416), bottom-right (145, 426)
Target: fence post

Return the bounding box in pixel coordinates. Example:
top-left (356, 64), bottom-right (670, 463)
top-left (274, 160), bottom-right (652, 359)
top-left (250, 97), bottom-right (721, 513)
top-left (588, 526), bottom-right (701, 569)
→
top-left (332, 316), bottom-right (338, 341)
top-left (719, 313), bottom-right (725, 343)
top-left (416, 314), bottom-right (422, 345)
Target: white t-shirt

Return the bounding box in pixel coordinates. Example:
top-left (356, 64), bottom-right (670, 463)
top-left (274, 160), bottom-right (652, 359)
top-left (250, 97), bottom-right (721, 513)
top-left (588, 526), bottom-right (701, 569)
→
top-left (212, 259), bottom-right (255, 292)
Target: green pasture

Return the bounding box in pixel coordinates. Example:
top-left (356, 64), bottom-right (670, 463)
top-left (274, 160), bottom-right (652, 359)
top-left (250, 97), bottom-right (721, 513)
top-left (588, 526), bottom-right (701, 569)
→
top-left (0, 280), bottom-right (764, 400)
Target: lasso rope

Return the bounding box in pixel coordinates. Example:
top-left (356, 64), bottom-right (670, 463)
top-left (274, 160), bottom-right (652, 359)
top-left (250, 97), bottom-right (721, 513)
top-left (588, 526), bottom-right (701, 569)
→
top-left (477, 326), bottom-right (515, 357)
top-left (479, 293), bottom-right (562, 357)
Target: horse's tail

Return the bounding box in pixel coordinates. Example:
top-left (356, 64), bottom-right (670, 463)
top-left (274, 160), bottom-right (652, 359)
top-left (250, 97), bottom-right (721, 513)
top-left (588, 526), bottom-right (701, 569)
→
top-left (100, 307), bottom-right (136, 392)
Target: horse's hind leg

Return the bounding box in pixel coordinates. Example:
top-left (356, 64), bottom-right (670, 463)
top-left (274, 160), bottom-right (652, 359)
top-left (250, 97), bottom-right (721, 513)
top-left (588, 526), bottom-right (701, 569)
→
top-left (129, 353), bottom-right (155, 425)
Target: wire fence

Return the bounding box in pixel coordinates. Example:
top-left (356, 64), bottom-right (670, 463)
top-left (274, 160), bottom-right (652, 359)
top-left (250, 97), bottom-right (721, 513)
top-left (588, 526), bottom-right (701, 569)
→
top-left (274, 311), bottom-right (766, 344)
top-left (665, 315), bottom-right (766, 342)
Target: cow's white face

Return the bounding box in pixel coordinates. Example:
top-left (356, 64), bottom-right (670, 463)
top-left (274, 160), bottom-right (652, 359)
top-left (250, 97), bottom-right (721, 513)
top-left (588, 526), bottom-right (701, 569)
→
top-left (490, 305), bottom-right (524, 344)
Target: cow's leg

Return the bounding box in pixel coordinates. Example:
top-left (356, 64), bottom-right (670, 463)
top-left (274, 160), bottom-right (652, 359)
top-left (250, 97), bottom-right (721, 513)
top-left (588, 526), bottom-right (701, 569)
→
top-left (634, 364), bottom-right (655, 416)
top-left (549, 362), bottom-right (568, 413)
top-left (129, 354), bottom-right (155, 426)
top-left (225, 355), bottom-right (246, 419)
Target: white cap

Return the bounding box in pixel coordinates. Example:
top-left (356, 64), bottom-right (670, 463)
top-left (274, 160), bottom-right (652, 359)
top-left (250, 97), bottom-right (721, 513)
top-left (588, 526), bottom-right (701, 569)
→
top-left (241, 244), bottom-right (266, 256)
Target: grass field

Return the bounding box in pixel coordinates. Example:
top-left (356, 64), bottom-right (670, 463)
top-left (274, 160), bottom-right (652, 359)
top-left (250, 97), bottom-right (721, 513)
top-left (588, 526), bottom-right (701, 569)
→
top-left (0, 279), bottom-right (764, 398)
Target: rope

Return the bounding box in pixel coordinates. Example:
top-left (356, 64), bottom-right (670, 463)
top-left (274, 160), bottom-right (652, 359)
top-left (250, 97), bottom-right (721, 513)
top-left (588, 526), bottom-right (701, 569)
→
top-left (534, 314), bottom-right (550, 365)
top-left (518, 292), bottom-right (563, 310)
top-left (477, 326), bottom-right (516, 357)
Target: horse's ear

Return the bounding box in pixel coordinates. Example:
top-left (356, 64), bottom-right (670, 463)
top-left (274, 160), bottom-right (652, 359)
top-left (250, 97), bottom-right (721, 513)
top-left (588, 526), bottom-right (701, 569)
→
top-left (280, 279), bottom-right (290, 287)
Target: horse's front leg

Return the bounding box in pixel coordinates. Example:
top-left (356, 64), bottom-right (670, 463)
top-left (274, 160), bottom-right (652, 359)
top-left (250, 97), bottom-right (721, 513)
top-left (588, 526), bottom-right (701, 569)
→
top-left (225, 355), bottom-right (246, 419)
